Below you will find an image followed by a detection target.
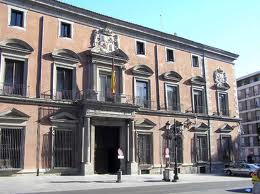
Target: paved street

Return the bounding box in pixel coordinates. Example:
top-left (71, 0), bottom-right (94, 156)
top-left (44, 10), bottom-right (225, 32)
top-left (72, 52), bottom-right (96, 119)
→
top-left (31, 181), bottom-right (252, 194)
top-left (0, 174), bottom-right (252, 194)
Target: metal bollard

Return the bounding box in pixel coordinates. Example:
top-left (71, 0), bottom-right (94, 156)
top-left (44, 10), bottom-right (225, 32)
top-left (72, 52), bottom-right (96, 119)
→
top-left (116, 169), bottom-right (122, 183)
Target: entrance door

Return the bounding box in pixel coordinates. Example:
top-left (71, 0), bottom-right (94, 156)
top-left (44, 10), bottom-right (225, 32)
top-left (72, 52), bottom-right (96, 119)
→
top-left (95, 126), bottom-right (120, 174)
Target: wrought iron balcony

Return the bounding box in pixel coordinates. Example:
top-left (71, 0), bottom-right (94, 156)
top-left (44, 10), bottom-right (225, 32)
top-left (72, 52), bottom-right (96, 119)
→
top-left (0, 82), bottom-right (29, 97)
top-left (41, 89), bottom-right (73, 101)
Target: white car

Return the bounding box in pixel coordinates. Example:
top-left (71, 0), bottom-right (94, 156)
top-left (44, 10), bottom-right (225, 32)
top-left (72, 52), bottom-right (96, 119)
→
top-left (224, 163), bottom-right (259, 177)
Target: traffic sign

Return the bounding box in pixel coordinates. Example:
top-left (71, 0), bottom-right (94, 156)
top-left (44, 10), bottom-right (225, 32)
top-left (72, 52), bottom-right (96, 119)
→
top-left (118, 148), bottom-right (124, 159)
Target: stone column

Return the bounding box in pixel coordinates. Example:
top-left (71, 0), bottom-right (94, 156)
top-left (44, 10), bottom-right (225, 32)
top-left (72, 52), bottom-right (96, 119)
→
top-left (81, 117), bottom-right (94, 175)
top-left (119, 65), bottom-right (126, 103)
top-left (91, 62), bottom-right (98, 100)
top-left (127, 119), bottom-right (138, 174)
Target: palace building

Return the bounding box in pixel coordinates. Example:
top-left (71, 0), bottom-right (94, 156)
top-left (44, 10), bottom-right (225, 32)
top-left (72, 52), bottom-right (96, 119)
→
top-left (0, 0), bottom-right (240, 175)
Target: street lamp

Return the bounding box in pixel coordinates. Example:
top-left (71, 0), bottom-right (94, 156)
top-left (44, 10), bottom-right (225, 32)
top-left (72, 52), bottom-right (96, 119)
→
top-left (172, 119), bottom-right (183, 182)
top-left (165, 121), bottom-right (171, 168)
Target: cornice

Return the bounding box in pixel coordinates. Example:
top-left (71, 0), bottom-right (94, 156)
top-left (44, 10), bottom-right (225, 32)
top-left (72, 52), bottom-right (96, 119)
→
top-left (2, 0), bottom-right (239, 63)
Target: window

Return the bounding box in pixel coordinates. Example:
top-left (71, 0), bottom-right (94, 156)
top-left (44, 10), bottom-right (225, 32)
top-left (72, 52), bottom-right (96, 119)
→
top-left (243, 137), bottom-right (250, 147)
top-left (2, 59), bottom-right (25, 96)
top-left (53, 129), bottom-right (74, 168)
top-left (193, 89), bottom-right (205, 113)
top-left (192, 55), bottom-right (199, 67)
top-left (135, 80), bottom-right (149, 108)
top-left (196, 135), bottom-right (208, 162)
top-left (166, 85), bottom-right (179, 111)
top-left (56, 67), bottom-right (73, 100)
top-left (99, 73), bottom-right (113, 102)
top-left (255, 98), bottom-right (260, 108)
top-left (256, 111), bottom-right (260, 121)
top-left (136, 41), bottom-right (145, 55)
top-left (166, 48), bottom-right (174, 62)
top-left (10, 9), bottom-right (24, 27)
top-left (0, 128), bottom-right (24, 169)
top-left (60, 22), bottom-right (72, 38)
top-left (218, 93), bottom-right (229, 116)
top-left (221, 136), bottom-right (232, 162)
top-left (137, 134), bottom-right (152, 165)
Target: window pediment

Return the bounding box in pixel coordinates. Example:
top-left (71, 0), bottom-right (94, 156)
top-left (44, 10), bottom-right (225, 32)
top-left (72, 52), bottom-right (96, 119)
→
top-left (0, 108), bottom-right (29, 125)
top-left (52, 49), bottom-right (80, 64)
top-left (191, 122), bottom-right (209, 132)
top-left (132, 65), bottom-right (154, 77)
top-left (216, 123), bottom-right (233, 133)
top-left (188, 76), bottom-right (206, 86)
top-left (0, 38), bottom-right (33, 55)
top-left (49, 112), bottom-right (78, 124)
top-left (161, 71), bottom-right (182, 82)
top-left (135, 118), bottom-right (156, 129)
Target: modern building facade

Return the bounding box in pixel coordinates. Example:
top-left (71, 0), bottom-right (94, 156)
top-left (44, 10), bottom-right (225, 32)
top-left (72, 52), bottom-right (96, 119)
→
top-left (0, 0), bottom-right (240, 176)
top-left (237, 72), bottom-right (260, 163)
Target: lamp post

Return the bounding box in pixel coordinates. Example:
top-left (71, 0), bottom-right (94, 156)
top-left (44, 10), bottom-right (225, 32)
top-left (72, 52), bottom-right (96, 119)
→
top-left (173, 119), bottom-right (183, 182)
top-left (165, 121), bottom-right (171, 168)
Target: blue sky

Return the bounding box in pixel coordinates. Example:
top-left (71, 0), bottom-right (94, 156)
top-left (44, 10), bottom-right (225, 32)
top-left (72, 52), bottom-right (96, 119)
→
top-left (61, 0), bottom-right (260, 78)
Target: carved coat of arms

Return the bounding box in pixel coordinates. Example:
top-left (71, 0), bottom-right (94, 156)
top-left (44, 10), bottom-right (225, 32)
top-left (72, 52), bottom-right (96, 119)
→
top-left (214, 68), bottom-right (227, 88)
top-left (92, 28), bottom-right (119, 53)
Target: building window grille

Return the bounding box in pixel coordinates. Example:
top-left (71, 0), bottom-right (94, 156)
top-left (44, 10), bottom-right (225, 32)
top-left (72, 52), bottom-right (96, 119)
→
top-left (137, 134), bottom-right (152, 165)
top-left (221, 136), bottom-right (232, 162)
top-left (0, 128), bottom-right (24, 169)
top-left (196, 135), bottom-right (208, 162)
top-left (53, 129), bottom-right (74, 168)
top-left (163, 136), bottom-right (183, 164)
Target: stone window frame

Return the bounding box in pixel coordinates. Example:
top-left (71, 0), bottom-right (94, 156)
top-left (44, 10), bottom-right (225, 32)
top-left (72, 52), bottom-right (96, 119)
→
top-left (58, 18), bottom-right (74, 40)
top-left (191, 54), bottom-right (201, 68)
top-left (165, 47), bottom-right (175, 63)
top-left (191, 86), bottom-right (206, 114)
top-left (135, 39), bottom-right (146, 56)
top-left (133, 77), bottom-right (151, 108)
top-left (0, 53), bottom-right (29, 97)
top-left (217, 91), bottom-right (229, 116)
top-left (8, 5), bottom-right (27, 31)
top-left (164, 82), bottom-right (180, 111)
top-left (136, 131), bottom-right (154, 166)
top-left (52, 61), bottom-right (76, 100)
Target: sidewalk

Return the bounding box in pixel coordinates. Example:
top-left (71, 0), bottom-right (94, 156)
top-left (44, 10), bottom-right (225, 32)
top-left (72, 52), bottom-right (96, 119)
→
top-left (0, 174), bottom-right (251, 194)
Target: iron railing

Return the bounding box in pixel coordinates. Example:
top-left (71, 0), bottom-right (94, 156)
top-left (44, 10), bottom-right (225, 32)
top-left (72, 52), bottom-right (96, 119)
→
top-left (0, 82), bottom-right (29, 97)
top-left (193, 105), bottom-right (206, 114)
top-left (41, 89), bottom-right (73, 101)
top-left (0, 128), bottom-right (24, 170)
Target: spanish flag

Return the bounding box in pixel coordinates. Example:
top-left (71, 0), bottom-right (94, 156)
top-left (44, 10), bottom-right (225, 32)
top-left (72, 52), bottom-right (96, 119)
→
top-left (111, 58), bottom-right (116, 95)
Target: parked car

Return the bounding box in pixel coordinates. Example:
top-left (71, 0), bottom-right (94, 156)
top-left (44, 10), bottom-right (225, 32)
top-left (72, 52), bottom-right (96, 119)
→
top-left (252, 168), bottom-right (260, 194)
top-left (224, 163), bottom-right (259, 176)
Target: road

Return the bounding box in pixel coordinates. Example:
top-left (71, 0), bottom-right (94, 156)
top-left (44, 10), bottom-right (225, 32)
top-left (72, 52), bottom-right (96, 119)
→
top-left (29, 180), bottom-right (252, 194)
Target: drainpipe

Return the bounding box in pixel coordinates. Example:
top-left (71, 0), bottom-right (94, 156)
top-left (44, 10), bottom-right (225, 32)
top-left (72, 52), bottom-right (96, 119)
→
top-left (201, 49), bottom-right (212, 173)
top-left (36, 107), bottom-right (41, 176)
top-left (154, 45), bottom-right (160, 110)
top-left (36, 16), bottom-right (44, 98)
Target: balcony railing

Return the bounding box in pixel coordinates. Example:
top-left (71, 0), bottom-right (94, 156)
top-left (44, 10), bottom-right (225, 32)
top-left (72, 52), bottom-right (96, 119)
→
top-left (0, 82), bottom-right (28, 97)
top-left (193, 105), bottom-right (206, 114)
top-left (41, 89), bottom-right (73, 101)
top-left (218, 109), bottom-right (230, 117)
